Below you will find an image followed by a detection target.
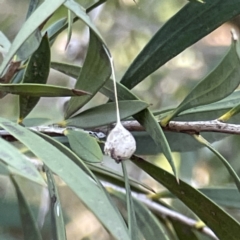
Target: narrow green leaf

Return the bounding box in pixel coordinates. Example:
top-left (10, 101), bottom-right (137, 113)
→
top-left (19, 34), bottom-right (51, 121)
top-left (11, 176), bottom-right (43, 240)
top-left (121, 161), bottom-right (140, 240)
top-left (194, 134), bottom-right (240, 192)
top-left (64, 30), bottom-right (111, 118)
top-left (0, 0), bottom-right (65, 75)
top-left (0, 138), bottom-right (45, 185)
top-left (66, 100), bottom-right (149, 128)
top-left (0, 83), bottom-right (90, 97)
top-left (64, 0), bottom-right (104, 43)
top-left (120, 0), bottom-right (240, 88)
top-left (130, 155), bottom-right (240, 240)
top-left (65, 129), bottom-right (103, 163)
top-left (161, 38), bottom-right (240, 126)
top-left (51, 61), bottom-right (81, 78)
top-left (101, 79), bottom-right (178, 178)
top-left (109, 189), bottom-right (168, 240)
top-left (45, 167), bottom-right (67, 240)
top-left (0, 119), bottom-right (130, 240)
top-left (65, 9), bottom-right (74, 50)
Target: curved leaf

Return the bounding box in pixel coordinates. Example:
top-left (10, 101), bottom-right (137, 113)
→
top-left (131, 155), bottom-right (240, 240)
top-left (65, 100), bottom-right (149, 128)
top-left (0, 118), bottom-right (130, 240)
top-left (65, 129), bottom-right (103, 163)
top-left (64, 30), bottom-right (111, 118)
top-left (0, 83), bottom-right (90, 97)
top-left (19, 34), bottom-right (50, 121)
top-left (161, 38), bottom-right (240, 125)
top-left (121, 0), bottom-right (240, 88)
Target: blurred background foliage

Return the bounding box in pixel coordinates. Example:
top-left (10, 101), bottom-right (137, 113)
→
top-left (1, 0), bottom-right (240, 239)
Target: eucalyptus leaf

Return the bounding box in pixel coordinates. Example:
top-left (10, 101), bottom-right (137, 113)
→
top-left (161, 38), bottom-right (240, 125)
top-left (120, 0), bottom-right (240, 89)
top-left (131, 155), bottom-right (240, 240)
top-left (64, 30), bottom-right (111, 118)
top-left (0, 0), bottom-right (65, 75)
top-left (0, 83), bottom-right (90, 97)
top-left (66, 100), bottom-right (149, 128)
top-left (0, 119), bottom-right (130, 240)
top-left (19, 34), bottom-right (50, 121)
top-left (65, 129), bottom-right (103, 163)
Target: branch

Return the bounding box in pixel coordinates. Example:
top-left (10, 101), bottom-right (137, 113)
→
top-left (1, 119), bottom-right (240, 139)
top-left (120, 119), bottom-right (240, 135)
top-left (103, 182), bottom-right (218, 240)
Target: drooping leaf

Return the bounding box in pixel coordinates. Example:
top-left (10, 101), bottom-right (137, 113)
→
top-left (64, 30), bottom-right (111, 118)
top-left (0, 83), bottom-right (90, 97)
top-left (65, 129), bottom-right (103, 163)
top-left (0, 0), bottom-right (65, 75)
top-left (19, 34), bottom-right (51, 122)
top-left (65, 100), bottom-right (149, 128)
top-left (0, 119), bottom-right (130, 240)
top-left (11, 176), bottom-right (43, 240)
top-left (120, 0), bottom-right (240, 88)
top-left (101, 79), bottom-right (178, 179)
top-left (0, 137), bottom-right (45, 185)
top-left (161, 38), bottom-right (240, 126)
top-left (193, 134), bottom-right (240, 192)
top-left (109, 189), bottom-right (168, 240)
top-left (45, 167), bottom-right (67, 240)
top-left (130, 155), bottom-right (240, 240)
top-left (121, 161), bottom-right (141, 240)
